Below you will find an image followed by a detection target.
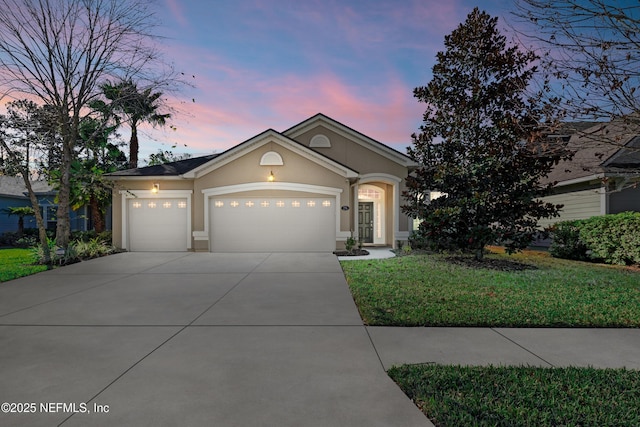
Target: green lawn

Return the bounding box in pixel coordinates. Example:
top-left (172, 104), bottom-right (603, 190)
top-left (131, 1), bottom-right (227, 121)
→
top-left (0, 248), bottom-right (47, 282)
top-left (341, 249), bottom-right (640, 327)
top-left (343, 249), bottom-right (640, 426)
top-left (389, 364), bottom-right (640, 427)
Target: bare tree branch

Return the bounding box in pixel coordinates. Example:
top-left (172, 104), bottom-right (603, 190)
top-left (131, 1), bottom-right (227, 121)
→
top-left (0, 0), bottom-right (179, 248)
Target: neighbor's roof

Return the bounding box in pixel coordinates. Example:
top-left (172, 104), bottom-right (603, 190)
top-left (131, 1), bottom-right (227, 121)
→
top-left (106, 154), bottom-right (220, 177)
top-left (0, 176), bottom-right (53, 197)
top-left (545, 119), bottom-right (640, 185)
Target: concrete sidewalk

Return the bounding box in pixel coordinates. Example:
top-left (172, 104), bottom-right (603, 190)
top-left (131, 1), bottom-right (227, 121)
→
top-left (367, 327), bottom-right (640, 370)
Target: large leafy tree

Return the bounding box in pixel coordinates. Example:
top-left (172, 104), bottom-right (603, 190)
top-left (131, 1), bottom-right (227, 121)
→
top-left (0, 0), bottom-right (172, 248)
top-left (403, 8), bottom-right (570, 260)
top-left (0, 100), bottom-right (58, 262)
top-left (63, 117), bottom-right (127, 233)
top-left (101, 80), bottom-right (171, 169)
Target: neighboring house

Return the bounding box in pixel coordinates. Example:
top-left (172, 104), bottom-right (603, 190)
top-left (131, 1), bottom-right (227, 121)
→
top-left (107, 113), bottom-right (418, 252)
top-left (0, 176), bottom-right (89, 234)
top-left (539, 119), bottom-right (640, 229)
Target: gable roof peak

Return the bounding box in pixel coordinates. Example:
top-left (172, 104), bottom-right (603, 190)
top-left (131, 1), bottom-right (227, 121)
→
top-left (283, 113), bottom-right (417, 167)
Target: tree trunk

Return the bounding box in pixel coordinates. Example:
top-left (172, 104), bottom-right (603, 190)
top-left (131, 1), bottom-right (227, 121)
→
top-left (475, 247), bottom-right (484, 261)
top-left (89, 195), bottom-right (105, 233)
top-left (129, 123), bottom-right (139, 169)
top-left (17, 216), bottom-right (24, 237)
top-left (0, 137), bottom-right (50, 264)
top-left (55, 137), bottom-right (73, 249)
top-left (21, 171), bottom-right (50, 265)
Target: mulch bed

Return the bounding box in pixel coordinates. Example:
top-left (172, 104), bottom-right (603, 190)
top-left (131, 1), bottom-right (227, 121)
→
top-left (333, 249), bottom-right (370, 257)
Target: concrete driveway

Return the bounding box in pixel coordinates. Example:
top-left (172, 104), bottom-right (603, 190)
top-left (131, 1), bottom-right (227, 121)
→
top-left (0, 252), bottom-right (432, 427)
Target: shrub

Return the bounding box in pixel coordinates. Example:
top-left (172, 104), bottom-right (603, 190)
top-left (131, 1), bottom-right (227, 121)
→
top-left (550, 212), bottom-right (640, 265)
top-left (548, 220), bottom-right (588, 261)
top-left (14, 236), bottom-right (37, 248)
top-left (74, 238), bottom-right (115, 259)
top-left (345, 236), bottom-right (356, 252)
top-left (579, 212), bottom-right (640, 265)
top-left (0, 228), bottom-right (42, 247)
top-left (31, 238), bottom-right (62, 265)
top-left (408, 230), bottom-right (432, 250)
top-left (31, 236), bottom-right (116, 265)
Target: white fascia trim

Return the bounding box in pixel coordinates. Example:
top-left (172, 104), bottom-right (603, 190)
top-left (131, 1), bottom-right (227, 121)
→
top-left (119, 190), bottom-right (193, 250)
top-left (108, 176), bottom-right (189, 181)
top-left (284, 116), bottom-right (418, 167)
top-left (202, 182), bottom-right (343, 197)
top-left (183, 131), bottom-right (357, 179)
top-left (201, 182), bottom-right (344, 247)
top-left (553, 173), bottom-right (605, 188)
top-left (359, 173), bottom-right (402, 184)
top-left (120, 190), bottom-right (193, 198)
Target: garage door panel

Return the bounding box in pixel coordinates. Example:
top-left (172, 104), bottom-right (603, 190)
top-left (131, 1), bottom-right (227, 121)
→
top-left (210, 198), bottom-right (335, 252)
top-left (128, 199), bottom-right (188, 251)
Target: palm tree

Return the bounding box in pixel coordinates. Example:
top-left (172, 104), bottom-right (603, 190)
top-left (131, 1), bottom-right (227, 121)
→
top-left (2, 206), bottom-right (35, 236)
top-left (101, 80), bottom-right (170, 169)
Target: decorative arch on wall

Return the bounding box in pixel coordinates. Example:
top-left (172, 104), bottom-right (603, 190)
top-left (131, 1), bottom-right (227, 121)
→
top-left (260, 151), bottom-right (284, 166)
top-left (310, 134), bottom-right (331, 148)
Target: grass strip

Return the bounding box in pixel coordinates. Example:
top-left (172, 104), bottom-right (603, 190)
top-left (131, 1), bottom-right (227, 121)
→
top-left (0, 248), bottom-right (47, 282)
top-left (388, 364), bottom-right (640, 427)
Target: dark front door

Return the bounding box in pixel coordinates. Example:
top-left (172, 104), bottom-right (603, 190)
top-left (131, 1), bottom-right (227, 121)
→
top-left (358, 202), bottom-right (374, 243)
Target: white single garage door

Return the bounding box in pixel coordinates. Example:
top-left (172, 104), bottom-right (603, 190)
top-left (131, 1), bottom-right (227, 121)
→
top-left (210, 197), bottom-right (335, 252)
top-left (128, 198), bottom-right (188, 251)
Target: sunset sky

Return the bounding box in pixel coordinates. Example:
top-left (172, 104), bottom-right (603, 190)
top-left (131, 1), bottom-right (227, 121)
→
top-left (140, 0), bottom-right (514, 161)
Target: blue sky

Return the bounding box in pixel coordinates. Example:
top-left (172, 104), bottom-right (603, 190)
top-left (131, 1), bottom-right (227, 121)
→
top-left (141, 0), bottom-right (513, 160)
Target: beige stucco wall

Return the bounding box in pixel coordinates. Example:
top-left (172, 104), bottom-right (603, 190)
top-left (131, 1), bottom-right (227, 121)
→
top-left (294, 124), bottom-right (413, 237)
top-left (192, 141), bottom-right (352, 248)
top-left (293, 125), bottom-right (410, 178)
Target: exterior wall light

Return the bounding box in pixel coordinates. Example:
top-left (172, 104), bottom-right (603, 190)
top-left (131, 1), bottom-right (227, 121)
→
top-left (268, 171), bottom-right (275, 182)
top-left (151, 183), bottom-right (160, 193)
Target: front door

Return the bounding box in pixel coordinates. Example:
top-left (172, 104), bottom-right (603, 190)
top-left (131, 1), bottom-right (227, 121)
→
top-left (358, 202), bottom-right (373, 243)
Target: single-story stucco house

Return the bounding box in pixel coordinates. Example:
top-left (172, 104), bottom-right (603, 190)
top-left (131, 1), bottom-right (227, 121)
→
top-left (539, 119), bottom-right (640, 228)
top-left (107, 114), bottom-right (419, 252)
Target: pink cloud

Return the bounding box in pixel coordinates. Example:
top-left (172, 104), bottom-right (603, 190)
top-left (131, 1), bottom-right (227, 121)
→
top-left (163, 0), bottom-right (189, 28)
top-left (138, 64), bottom-right (425, 159)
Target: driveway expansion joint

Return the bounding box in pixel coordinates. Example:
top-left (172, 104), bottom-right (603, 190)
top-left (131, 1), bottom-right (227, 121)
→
top-left (490, 327), bottom-right (555, 367)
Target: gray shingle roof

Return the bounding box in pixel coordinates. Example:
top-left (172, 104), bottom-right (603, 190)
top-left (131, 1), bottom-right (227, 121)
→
top-left (0, 176), bottom-right (53, 197)
top-left (106, 154), bottom-right (220, 177)
top-left (545, 120), bottom-right (640, 185)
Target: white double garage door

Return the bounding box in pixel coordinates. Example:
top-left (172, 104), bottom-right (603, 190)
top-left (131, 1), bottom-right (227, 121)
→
top-left (128, 196), bottom-right (336, 252)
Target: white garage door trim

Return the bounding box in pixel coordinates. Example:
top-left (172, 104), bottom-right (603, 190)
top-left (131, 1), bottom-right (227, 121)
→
top-left (120, 190), bottom-right (192, 251)
top-left (201, 182), bottom-right (346, 250)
